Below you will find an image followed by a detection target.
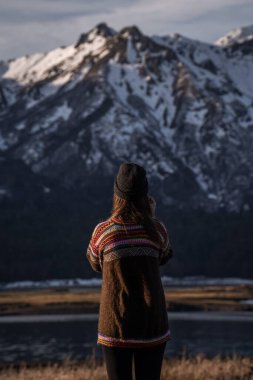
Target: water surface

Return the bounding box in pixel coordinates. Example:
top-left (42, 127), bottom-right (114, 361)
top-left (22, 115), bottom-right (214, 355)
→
top-left (0, 311), bottom-right (253, 363)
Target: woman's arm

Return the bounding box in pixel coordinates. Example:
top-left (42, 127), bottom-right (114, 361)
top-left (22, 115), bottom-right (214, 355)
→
top-left (157, 221), bottom-right (173, 266)
top-left (86, 224), bottom-right (102, 273)
top-left (149, 196), bottom-right (173, 265)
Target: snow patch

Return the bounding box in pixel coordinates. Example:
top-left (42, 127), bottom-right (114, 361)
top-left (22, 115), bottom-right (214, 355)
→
top-left (0, 188), bottom-right (10, 198)
top-left (215, 25), bottom-right (253, 46)
top-left (208, 193), bottom-right (218, 200)
top-left (30, 102), bottom-right (72, 134)
top-left (127, 38), bottom-right (137, 63)
top-left (3, 47), bottom-right (76, 84)
top-left (98, 48), bottom-right (110, 59)
top-left (22, 141), bottom-right (45, 164)
top-left (1, 276), bottom-right (253, 290)
top-left (50, 102), bottom-right (72, 122)
top-left (15, 122), bottom-right (26, 131)
top-left (216, 128), bottom-right (226, 138)
top-left (0, 132), bottom-right (18, 151)
top-left (185, 107), bottom-right (207, 127)
top-left (0, 133), bottom-right (8, 151)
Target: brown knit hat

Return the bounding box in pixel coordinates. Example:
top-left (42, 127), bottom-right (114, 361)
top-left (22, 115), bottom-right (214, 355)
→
top-left (114, 162), bottom-right (148, 200)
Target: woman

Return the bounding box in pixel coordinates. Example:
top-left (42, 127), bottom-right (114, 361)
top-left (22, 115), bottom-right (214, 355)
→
top-left (86, 162), bottom-right (174, 380)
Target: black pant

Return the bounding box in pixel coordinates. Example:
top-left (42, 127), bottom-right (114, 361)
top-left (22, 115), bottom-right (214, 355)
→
top-left (102, 342), bottom-right (166, 380)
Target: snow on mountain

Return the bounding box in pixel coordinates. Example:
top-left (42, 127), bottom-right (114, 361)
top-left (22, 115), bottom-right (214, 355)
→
top-left (0, 22), bottom-right (253, 212)
top-left (215, 24), bottom-right (253, 46)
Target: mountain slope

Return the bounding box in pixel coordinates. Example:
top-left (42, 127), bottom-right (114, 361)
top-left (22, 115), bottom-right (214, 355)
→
top-left (0, 22), bottom-right (253, 212)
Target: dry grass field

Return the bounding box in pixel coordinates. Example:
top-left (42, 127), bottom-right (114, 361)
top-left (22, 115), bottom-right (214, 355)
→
top-left (0, 284), bottom-right (253, 315)
top-left (1, 285), bottom-right (253, 379)
top-left (0, 353), bottom-right (252, 380)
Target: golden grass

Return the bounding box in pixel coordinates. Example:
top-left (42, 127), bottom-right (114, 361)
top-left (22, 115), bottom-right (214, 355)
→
top-left (164, 285), bottom-right (253, 311)
top-left (0, 353), bottom-right (252, 380)
top-left (0, 288), bottom-right (101, 306)
top-left (0, 284), bottom-right (253, 315)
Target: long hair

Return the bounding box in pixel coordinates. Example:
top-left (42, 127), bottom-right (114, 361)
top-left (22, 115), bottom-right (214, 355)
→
top-left (110, 192), bottom-right (164, 250)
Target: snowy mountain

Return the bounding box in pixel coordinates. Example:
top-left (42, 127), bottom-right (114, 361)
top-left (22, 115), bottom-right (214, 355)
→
top-left (214, 24), bottom-right (253, 46)
top-left (0, 22), bottom-right (253, 212)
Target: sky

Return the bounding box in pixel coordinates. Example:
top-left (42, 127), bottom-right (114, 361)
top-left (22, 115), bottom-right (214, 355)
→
top-left (0, 0), bottom-right (252, 60)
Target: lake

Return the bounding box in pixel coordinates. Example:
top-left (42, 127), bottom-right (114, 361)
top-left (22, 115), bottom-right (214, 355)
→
top-left (0, 311), bottom-right (253, 363)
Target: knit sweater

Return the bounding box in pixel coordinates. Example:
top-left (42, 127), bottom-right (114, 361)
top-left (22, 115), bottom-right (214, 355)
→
top-left (86, 215), bottom-right (173, 348)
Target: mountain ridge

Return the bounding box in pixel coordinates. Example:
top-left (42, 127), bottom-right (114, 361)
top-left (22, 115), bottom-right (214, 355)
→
top-left (1, 22), bottom-right (252, 212)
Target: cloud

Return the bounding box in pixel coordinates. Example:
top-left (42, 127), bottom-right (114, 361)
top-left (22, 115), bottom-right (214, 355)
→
top-left (0, 0), bottom-right (252, 60)
top-left (0, 0), bottom-right (123, 24)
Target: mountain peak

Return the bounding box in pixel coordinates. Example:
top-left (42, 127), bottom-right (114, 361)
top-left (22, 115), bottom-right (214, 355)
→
top-left (119, 25), bottom-right (144, 39)
top-left (214, 24), bottom-right (253, 46)
top-left (75, 22), bottom-right (116, 48)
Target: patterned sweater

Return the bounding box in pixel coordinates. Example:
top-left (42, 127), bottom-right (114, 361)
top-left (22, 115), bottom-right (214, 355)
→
top-left (86, 215), bottom-right (173, 348)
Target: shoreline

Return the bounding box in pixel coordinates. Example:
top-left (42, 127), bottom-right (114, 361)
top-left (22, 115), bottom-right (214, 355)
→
top-left (1, 310), bottom-right (253, 323)
top-left (0, 284), bottom-right (253, 316)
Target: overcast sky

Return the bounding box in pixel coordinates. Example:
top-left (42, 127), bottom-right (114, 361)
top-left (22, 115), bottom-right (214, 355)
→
top-left (0, 0), bottom-right (252, 60)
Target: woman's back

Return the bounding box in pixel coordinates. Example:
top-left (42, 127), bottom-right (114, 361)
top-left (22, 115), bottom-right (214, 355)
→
top-left (86, 214), bottom-right (173, 348)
